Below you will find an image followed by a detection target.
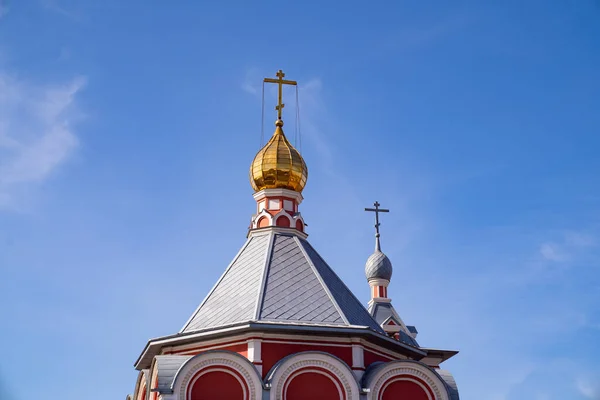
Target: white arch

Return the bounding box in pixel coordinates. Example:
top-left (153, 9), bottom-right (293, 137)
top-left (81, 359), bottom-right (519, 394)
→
top-left (283, 368), bottom-right (343, 400)
top-left (267, 351), bottom-right (360, 400)
top-left (272, 209), bottom-right (293, 226)
top-left (364, 360), bottom-right (449, 400)
top-left (170, 351), bottom-right (263, 400)
top-left (187, 367), bottom-right (248, 400)
top-left (133, 370), bottom-right (150, 400)
top-left (253, 210), bottom-right (273, 229)
top-left (380, 376), bottom-right (433, 400)
top-left (291, 214), bottom-right (305, 229)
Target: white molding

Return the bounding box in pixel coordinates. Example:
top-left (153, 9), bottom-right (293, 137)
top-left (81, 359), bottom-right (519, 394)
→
top-left (380, 376), bottom-right (433, 400)
top-left (272, 209), bottom-right (293, 225)
top-left (268, 352), bottom-right (360, 400)
top-left (247, 339), bottom-right (262, 363)
top-left (170, 332), bottom-right (406, 361)
top-left (364, 361), bottom-right (449, 400)
top-left (253, 189), bottom-right (303, 204)
top-left (251, 209), bottom-right (273, 229)
top-left (368, 278), bottom-right (390, 287)
top-left (188, 368), bottom-right (248, 400)
top-left (248, 226), bottom-right (309, 239)
top-left (368, 298), bottom-right (392, 307)
top-left (283, 368), bottom-right (343, 400)
top-left (172, 352), bottom-right (263, 400)
top-left (351, 345), bottom-right (364, 369)
top-left (351, 344), bottom-right (365, 381)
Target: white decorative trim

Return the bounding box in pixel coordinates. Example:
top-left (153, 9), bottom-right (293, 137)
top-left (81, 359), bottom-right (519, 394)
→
top-left (253, 189), bottom-right (303, 204)
top-left (272, 209), bottom-right (293, 225)
top-left (351, 345), bottom-right (364, 369)
top-left (247, 339), bottom-right (262, 363)
top-left (268, 352), bottom-right (359, 400)
top-left (172, 352), bottom-right (262, 400)
top-left (188, 368), bottom-right (248, 400)
top-left (367, 298), bottom-right (391, 307)
top-left (380, 376), bottom-right (433, 400)
top-left (365, 361), bottom-right (449, 400)
top-left (248, 226), bottom-right (309, 239)
top-left (368, 278), bottom-right (390, 287)
top-left (284, 369), bottom-right (343, 400)
top-left (292, 214), bottom-right (305, 228)
top-left (252, 209), bottom-right (273, 229)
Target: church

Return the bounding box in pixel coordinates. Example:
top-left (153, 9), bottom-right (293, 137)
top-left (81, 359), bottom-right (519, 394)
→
top-left (127, 71), bottom-right (460, 400)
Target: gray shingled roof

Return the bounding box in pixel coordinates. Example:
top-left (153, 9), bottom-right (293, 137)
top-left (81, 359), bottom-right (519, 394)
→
top-left (181, 231), bottom-right (384, 334)
top-left (368, 301), bottom-right (420, 347)
top-left (437, 369), bottom-right (460, 400)
top-left (154, 356), bottom-right (192, 392)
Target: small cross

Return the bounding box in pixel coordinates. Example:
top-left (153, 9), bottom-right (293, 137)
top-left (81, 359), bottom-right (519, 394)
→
top-left (264, 70), bottom-right (298, 120)
top-left (365, 201), bottom-right (390, 237)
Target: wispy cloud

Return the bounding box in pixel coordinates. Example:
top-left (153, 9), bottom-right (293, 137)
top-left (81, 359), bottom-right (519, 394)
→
top-left (539, 242), bottom-right (567, 262)
top-left (40, 0), bottom-right (85, 22)
top-left (539, 230), bottom-right (597, 263)
top-left (241, 68), bottom-right (261, 96)
top-left (0, 71), bottom-right (86, 209)
top-left (577, 377), bottom-right (600, 399)
top-left (0, 1), bottom-right (8, 18)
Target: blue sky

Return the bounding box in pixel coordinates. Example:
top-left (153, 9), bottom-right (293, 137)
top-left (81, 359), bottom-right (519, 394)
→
top-left (1, 1), bottom-right (599, 399)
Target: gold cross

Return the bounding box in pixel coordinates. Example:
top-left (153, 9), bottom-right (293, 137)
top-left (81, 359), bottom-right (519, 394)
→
top-left (264, 70), bottom-right (297, 120)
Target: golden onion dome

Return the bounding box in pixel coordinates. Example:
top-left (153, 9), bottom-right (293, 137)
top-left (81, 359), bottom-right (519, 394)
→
top-left (250, 120), bottom-right (308, 193)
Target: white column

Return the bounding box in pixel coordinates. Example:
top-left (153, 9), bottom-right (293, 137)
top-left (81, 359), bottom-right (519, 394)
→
top-left (352, 344), bottom-right (365, 380)
top-left (247, 339), bottom-right (263, 375)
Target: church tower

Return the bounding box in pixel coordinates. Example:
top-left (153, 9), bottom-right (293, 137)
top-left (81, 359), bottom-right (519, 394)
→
top-left (127, 70), bottom-right (460, 400)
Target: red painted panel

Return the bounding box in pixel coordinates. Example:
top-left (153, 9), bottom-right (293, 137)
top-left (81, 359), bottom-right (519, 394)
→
top-left (381, 379), bottom-right (430, 400)
top-left (222, 344), bottom-right (248, 358)
top-left (190, 370), bottom-right (244, 400)
top-left (258, 217), bottom-right (269, 228)
top-left (364, 350), bottom-right (393, 367)
top-left (262, 343), bottom-right (352, 378)
top-left (286, 372), bottom-right (341, 400)
top-left (276, 216), bottom-right (291, 227)
top-left (137, 383), bottom-right (146, 400)
top-left (295, 220), bottom-right (303, 232)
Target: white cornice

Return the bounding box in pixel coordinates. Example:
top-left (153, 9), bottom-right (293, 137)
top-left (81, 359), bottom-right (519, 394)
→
top-left (253, 188), bottom-right (303, 204)
top-left (247, 226), bottom-right (308, 239)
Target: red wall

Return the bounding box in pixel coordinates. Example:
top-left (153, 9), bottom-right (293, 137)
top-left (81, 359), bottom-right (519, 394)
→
top-left (285, 370), bottom-right (342, 400)
top-left (222, 343), bottom-right (248, 358)
top-left (381, 379), bottom-right (432, 400)
top-left (363, 350), bottom-right (393, 367)
top-left (262, 342), bottom-right (352, 377)
top-left (168, 342), bottom-right (248, 358)
top-left (190, 370), bottom-right (245, 400)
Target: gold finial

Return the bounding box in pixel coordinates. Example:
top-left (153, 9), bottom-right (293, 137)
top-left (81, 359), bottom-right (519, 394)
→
top-left (264, 69), bottom-right (297, 121)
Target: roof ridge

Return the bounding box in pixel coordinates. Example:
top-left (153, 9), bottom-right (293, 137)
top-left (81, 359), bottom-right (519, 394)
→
top-left (179, 237), bottom-right (254, 333)
top-left (298, 238), bottom-right (384, 332)
top-left (253, 232), bottom-right (276, 320)
top-left (293, 236), bottom-right (350, 325)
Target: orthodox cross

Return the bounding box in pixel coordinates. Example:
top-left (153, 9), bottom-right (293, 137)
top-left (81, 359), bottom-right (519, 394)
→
top-left (365, 201), bottom-right (390, 238)
top-left (264, 70), bottom-right (297, 120)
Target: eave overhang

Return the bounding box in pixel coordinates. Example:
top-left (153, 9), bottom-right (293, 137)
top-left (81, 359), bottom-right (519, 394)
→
top-left (134, 321), bottom-right (428, 370)
top-left (419, 348), bottom-right (459, 364)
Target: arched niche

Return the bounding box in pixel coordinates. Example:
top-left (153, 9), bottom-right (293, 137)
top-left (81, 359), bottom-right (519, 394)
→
top-left (363, 360), bottom-right (450, 400)
top-left (266, 351), bottom-right (360, 400)
top-left (170, 350), bottom-right (263, 400)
